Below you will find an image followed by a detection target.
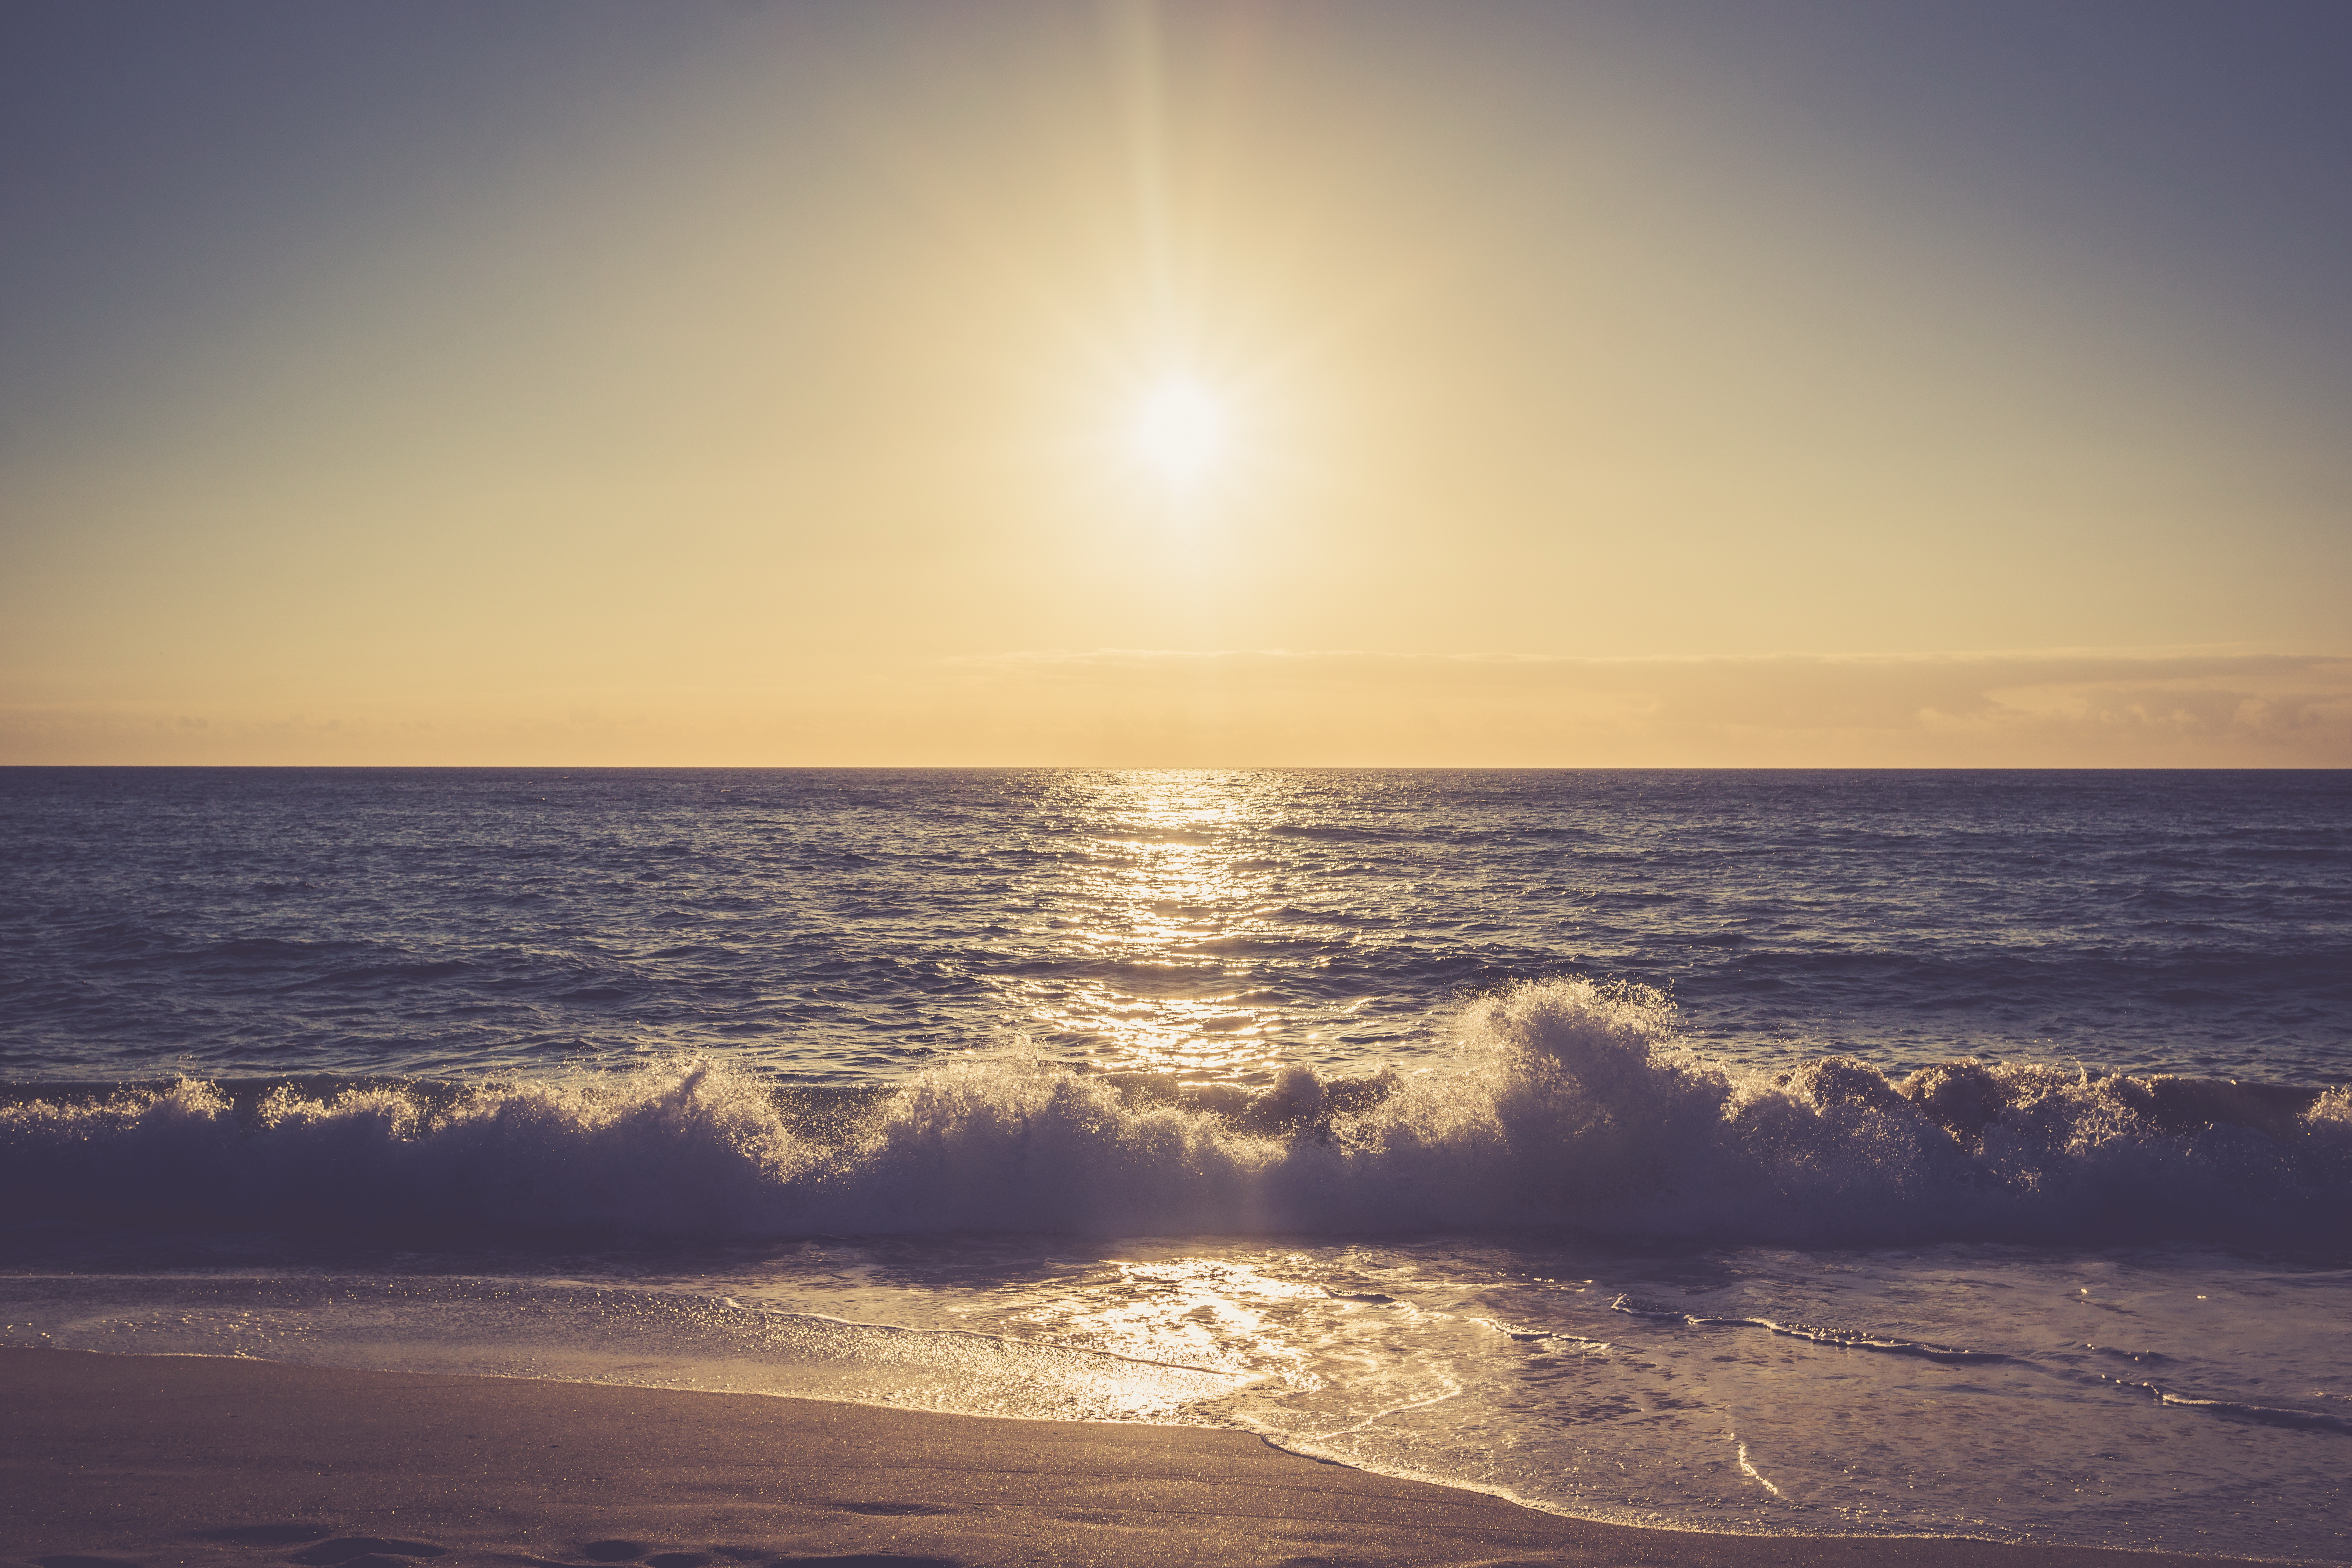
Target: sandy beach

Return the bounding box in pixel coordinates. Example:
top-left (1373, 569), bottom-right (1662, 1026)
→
top-left (2, 1346), bottom-right (2270, 1568)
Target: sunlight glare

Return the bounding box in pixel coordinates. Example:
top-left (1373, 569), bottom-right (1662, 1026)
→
top-left (1129, 378), bottom-right (1229, 485)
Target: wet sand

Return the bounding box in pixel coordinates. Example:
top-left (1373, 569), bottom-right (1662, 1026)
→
top-left (0, 1346), bottom-right (2265, 1568)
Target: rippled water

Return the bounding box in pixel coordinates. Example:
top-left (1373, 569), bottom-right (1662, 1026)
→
top-left (3, 768), bottom-right (2348, 1561)
top-left (5, 767), bottom-right (2347, 1083)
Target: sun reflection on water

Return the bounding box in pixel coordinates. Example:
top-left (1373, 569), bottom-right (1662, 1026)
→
top-left (1000, 1256), bottom-right (1336, 1387)
top-left (1004, 770), bottom-right (1316, 1086)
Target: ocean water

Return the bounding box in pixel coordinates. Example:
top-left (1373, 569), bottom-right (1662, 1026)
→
top-left (2, 768), bottom-right (2348, 1560)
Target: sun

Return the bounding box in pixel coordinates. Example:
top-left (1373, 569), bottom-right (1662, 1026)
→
top-left (1128, 377), bottom-right (1230, 485)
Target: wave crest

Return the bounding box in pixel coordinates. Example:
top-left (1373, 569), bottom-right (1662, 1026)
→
top-left (4, 980), bottom-right (2344, 1243)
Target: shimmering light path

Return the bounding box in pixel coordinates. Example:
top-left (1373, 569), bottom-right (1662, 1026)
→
top-left (4, 768), bottom-right (2346, 1085)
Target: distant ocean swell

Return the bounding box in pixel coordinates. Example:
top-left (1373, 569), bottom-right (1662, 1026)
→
top-left (5, 979), bottom-right (2347, 1246)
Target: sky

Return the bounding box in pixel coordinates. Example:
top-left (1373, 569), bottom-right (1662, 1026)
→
top-left (4, 0), bottom-right (2348, 766)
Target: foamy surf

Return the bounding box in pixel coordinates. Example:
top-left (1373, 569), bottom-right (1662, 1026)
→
top-left (0, 1273), bottom-right (1243, 1424)
top-left (6, 1234), bottom-right (2348, 1561)
top-left (4, 980), bottom-right (2347, 1246)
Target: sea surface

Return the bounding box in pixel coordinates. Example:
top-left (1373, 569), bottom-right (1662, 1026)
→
top-left (3, 768), bottom-right (2348, 1561)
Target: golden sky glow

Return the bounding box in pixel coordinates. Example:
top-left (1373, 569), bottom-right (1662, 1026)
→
top-left (2, 3), bottom-right (2347, 764)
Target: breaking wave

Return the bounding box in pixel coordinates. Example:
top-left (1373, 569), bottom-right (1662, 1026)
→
top-left (4, 979), bottom-right (2347, 1245)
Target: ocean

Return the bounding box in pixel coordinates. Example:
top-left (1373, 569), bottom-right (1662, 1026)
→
top-left (3, 768), bottom-right (2347, 1560)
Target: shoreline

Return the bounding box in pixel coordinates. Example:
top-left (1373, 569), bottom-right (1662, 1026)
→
top-left (0, 1346), bottom-right (2287, 1568)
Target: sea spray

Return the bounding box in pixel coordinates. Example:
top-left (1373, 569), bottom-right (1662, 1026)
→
top-left (4, 979), bottom-right (2347, 1244)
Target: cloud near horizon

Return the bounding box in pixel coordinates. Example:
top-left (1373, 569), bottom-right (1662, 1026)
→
top-left (6, 649), bottom-right (2346, 768)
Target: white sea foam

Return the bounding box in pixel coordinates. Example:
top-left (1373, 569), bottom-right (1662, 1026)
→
top-left (5, 979), bottom-right (2347, 1244)
top-left (9, 1234), bottom-right (2348, 1561)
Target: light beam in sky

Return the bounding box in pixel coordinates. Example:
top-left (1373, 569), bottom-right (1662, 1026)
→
top-left (3, 4), bottom-right (2348, 766)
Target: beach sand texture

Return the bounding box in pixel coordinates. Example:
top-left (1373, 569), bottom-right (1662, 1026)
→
top-left (2, 1348), bottom-right (2257, 1568)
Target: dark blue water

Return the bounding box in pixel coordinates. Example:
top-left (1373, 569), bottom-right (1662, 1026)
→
top-left (4, 768), bottom-right (2346, 1085)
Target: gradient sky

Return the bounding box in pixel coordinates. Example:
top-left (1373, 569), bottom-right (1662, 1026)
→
top-left (5, 0), bottom-right (2348, 765)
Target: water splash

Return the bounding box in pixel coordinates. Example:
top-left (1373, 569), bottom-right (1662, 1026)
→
top-left (5, 980), bottom-right (2347, 1245)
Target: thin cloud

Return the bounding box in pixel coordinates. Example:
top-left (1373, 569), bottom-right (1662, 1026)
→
top-left (6, 650), bottom-right (2347, 766)
top-left (942, 648), bottom-right (2352, 764)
